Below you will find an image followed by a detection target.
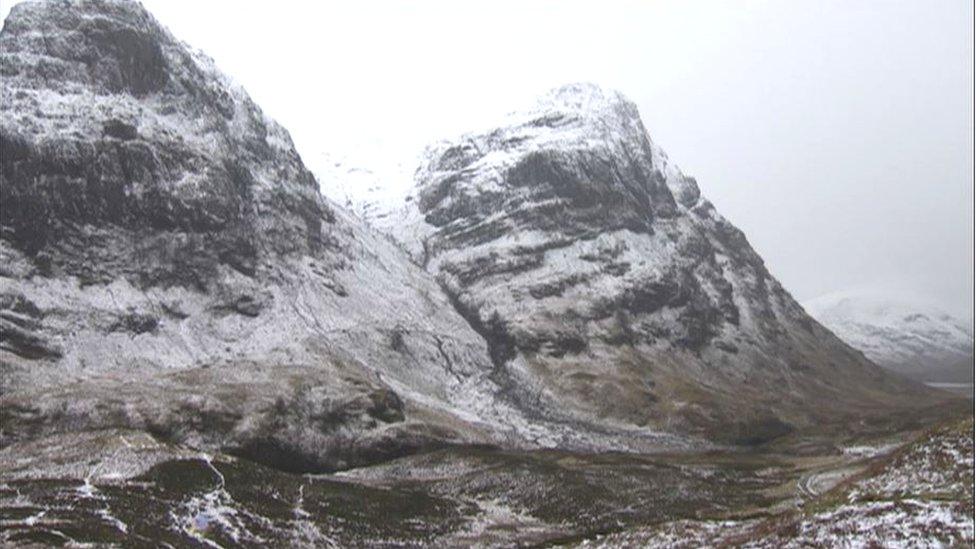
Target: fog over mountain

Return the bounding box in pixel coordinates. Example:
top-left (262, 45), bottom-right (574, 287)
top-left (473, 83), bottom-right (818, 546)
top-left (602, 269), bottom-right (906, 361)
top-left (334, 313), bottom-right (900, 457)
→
top-left (805, 290), bottom-right (974, 384)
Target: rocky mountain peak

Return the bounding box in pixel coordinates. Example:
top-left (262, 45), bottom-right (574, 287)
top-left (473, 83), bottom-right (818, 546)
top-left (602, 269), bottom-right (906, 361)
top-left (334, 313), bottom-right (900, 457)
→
top-left (388, 83), bottom-right (931, 442)
top-left (412, 83), bottom-right (684, 256)
top-left (1, 0), bottom-right (325, 288)
top-left (3, 0), bottom-right (171, 96)
top-left (528, 82), bottom-right (702, 209)
top-left (532, 82), bottom-right (639, 125)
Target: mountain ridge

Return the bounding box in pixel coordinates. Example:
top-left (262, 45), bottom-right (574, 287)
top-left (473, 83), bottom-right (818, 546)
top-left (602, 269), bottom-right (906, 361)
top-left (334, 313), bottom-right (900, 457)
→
top-left (804, 291), bottom-right (974, 384)
top-left (352, 82), bottom-right (938, 443)
top-left (0, 1), bottom-right (942, 479)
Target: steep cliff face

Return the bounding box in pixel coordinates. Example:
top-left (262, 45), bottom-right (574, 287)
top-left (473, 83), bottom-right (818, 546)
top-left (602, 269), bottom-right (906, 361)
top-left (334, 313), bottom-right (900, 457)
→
top-left (0, 0), bottom-right (526, 471)
top-left (0, 0), bottom-right (937, 471)
top-left (389, 83), bottom-right (930, 442)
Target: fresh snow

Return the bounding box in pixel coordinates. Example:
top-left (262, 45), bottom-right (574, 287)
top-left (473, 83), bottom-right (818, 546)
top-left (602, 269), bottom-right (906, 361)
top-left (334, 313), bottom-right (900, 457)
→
top-left (804, 290), bottom-right (974, 382)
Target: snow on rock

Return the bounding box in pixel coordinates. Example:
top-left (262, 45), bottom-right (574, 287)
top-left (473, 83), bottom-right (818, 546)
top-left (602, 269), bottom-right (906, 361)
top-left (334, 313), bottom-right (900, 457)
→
top-left (375, 82), bottom-right (936, 443)
top-left (804, 291), bottom-right (974, 383)
top-left (781, 419), bottom-right (975, 548)
top-left (0, 0), bottom-right (949, 476)
top-left (852, 419), bottom-right (974, 500)
top-left (0, 0), bottom-right (540, 472)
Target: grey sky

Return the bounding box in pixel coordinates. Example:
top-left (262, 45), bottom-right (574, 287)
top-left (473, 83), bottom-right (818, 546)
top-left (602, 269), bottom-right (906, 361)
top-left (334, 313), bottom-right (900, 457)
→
top-left (2, 0), bottom-right (972, 316)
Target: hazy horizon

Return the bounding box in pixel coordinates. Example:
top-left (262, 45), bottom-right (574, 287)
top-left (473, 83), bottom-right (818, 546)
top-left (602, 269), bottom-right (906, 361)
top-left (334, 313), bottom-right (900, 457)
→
top-left (2, 0), bottom-right (972, 317)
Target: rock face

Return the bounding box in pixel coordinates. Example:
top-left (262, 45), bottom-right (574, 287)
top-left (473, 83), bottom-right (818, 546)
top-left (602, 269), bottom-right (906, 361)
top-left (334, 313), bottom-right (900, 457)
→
top-left (0, 0), bottom-right (940, 475)
top-left (804, 292), bottom-right (974, 384)
top-left (0, 0), bottom-right (529, 472)
top-left (385, 83), bottom-right (931, 442)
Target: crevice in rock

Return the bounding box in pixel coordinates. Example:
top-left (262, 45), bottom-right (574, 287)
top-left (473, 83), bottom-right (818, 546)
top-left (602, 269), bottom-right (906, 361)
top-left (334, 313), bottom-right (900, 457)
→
top-left (433, 335), bottom-right (463, 383)
top-left (437, 280), bottom-right (515, 377)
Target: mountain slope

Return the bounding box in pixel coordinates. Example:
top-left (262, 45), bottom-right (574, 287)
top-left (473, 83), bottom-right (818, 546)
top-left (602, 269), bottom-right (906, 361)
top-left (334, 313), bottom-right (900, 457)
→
top-left (0, 0), bottom-right (943, 469)
top-left (804, 292), bottom-right (974, 384)
top-left (379, 83), bottom-right (936, 443)
top-left (0, 0), bottom-right (537, 471)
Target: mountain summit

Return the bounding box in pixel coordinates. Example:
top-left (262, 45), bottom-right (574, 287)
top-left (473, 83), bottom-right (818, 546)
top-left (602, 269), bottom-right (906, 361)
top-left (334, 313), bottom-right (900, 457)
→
top-left (379, 82), bottom-right (934, 442)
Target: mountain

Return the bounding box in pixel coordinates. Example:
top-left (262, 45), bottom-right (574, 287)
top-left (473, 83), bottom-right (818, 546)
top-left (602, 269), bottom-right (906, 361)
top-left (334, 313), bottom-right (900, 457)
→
top-left (0, 0), bottom-right (544, 472)
top-left (1, 2), bottom-right (967, 544)
top-left (368, 83), bottom-right (936, 443)
top-left (804, 292), bottom-right (974, 384)
top-left (0, 0), bottom-right (941, 479)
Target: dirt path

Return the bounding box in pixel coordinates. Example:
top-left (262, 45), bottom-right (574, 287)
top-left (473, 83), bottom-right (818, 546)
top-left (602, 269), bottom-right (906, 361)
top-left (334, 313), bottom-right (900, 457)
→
top-left (796, 466), bottom-right (860, 499)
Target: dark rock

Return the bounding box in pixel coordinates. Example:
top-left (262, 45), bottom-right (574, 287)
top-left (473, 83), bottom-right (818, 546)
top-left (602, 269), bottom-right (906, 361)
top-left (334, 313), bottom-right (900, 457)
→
top-left (109, 311), bottom-right (159, 335)
top-left (102, 119), bottom-right (138, 140)
top-left (212, 292), bottom-right (270, 318)
top-left (0, 318), bottom-right (62, 359)
top-left (0, 292), bottom-right (60, 359)
top-left (390, 325), bottom-right (407, 353)
top-left (0, 0), bottom-right (329, 288)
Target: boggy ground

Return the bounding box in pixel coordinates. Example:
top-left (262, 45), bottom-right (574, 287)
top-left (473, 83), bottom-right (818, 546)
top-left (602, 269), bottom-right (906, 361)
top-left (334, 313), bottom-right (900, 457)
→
top-left (0, 399), bottom-right (971, 547)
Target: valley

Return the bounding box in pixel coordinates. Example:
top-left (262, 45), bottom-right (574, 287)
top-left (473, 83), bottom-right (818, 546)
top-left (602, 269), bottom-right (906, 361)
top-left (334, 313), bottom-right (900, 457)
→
top-left (2, 400), bottom-right (970, 547)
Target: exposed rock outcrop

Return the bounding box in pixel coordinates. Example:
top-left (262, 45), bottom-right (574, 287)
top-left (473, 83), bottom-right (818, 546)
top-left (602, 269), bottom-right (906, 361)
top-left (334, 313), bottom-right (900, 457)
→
top-left (385, 83), bottom-right (934, 442)
top-left (0, 0), bottom-right (522, 471)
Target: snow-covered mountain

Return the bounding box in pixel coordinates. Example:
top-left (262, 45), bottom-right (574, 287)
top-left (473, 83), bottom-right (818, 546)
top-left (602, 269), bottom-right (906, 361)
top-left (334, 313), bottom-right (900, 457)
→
top-left (0, 0), bottom-right (749, 468)
top-left (0, 0), bottom-right (539, 472)
top-left (349, 83), bottom-right (935, 443)
top-left (0, 2), bottom-right (969, 546)
top-left (0, 0), bottom-right (943, 481)
top-left (804, 292), bottom-right (974, 384)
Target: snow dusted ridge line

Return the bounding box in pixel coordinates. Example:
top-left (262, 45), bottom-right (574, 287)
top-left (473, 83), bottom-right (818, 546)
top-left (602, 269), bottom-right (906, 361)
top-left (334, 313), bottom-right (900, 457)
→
top-left (352, 81), bottom-right (937, 442)
top-left (804, 291), bottom-right (974, 384)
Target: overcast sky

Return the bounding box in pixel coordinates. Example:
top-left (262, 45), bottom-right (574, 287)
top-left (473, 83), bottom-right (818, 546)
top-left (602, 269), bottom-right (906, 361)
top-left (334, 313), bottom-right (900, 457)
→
top-left (2, 0), bottom-right (973, 316)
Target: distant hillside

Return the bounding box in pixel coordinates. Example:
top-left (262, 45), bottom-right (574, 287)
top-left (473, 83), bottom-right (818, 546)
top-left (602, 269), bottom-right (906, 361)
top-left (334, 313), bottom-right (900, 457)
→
top-left (804, 292), bottom-right (973, 384)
